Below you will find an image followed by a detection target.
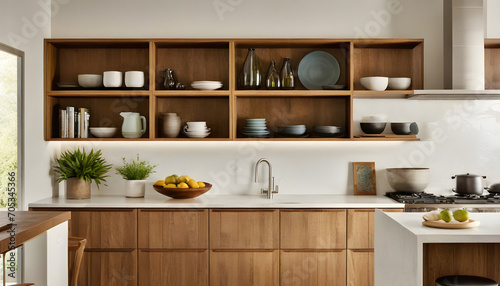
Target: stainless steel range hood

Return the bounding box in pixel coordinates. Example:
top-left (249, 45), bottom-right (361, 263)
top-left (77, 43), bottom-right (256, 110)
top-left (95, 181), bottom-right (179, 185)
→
top-left (412, 0), bottom-right (500, 99)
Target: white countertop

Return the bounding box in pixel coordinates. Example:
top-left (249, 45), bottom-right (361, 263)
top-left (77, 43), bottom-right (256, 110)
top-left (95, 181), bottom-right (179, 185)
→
top-left (382, 212), bottom-right (500, 243)
top-left (29, 194), bottom-right (403, 209)
top-left (374, 211), bottom-right (500, 286)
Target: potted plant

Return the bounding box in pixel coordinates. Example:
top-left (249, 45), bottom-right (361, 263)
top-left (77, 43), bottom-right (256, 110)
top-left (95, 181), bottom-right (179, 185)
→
top-left (54, 148), bottom-right (112, 199)
top-left (115, 154), bottom-right (157, 198)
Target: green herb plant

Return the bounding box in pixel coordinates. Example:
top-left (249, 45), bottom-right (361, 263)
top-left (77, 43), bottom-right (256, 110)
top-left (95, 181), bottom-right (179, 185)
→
top-left (115, 154), bottom-right (157, 180)
top-left (54, 148), bottom-right (112, 189)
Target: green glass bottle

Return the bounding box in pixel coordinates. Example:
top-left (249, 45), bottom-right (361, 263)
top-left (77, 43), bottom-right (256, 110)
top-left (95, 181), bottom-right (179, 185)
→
top-left (280, 57), bottom-right (294, 90)
top-left (265, 61), bottom-right (280, 90)
top-left (239, 48), bottom-right (261, 89)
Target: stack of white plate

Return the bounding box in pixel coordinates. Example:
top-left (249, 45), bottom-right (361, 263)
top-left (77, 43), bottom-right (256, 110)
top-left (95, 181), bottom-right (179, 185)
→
top-left (191, 81), bottom-right (223, 90)
top-left (241, 118), bottom-right (270, 137)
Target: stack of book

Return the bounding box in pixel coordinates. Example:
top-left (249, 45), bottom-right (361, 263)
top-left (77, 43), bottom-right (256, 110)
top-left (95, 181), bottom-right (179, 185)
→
top-left (59, 107), bottom-right (90, 138)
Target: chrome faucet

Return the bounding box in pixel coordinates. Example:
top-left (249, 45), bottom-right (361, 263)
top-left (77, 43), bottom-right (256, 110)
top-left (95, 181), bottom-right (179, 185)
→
top-left (254, 158), bottom-right (278, 199)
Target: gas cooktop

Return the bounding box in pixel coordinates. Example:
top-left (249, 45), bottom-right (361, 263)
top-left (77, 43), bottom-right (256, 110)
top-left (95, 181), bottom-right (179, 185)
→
top-left (386, 192), bottom-right (500, 204)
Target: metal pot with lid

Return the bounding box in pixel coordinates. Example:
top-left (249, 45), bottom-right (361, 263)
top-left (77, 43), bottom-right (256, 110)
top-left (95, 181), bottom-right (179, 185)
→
top-left (452, 173), bottom-right (487, 195)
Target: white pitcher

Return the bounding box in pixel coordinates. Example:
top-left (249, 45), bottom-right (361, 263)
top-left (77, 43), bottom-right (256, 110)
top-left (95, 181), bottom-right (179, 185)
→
top-left (120, 112), bottom-right (146, 138)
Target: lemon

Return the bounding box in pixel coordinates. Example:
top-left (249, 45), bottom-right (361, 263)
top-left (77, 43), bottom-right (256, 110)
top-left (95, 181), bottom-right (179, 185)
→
top-left (164, 183), bottom-right (177, 188)
top-left (154, 180), bottom-right (165, 186)
top-left (187, 179), bottom-right (200, 188)
top-left (177, 182), bottom-right (189, 188)
top-left (177, 175), bottom-right (192, 183)
top-left (198, 181), bottom-right (206, 188)
top-left (171, 174), bottom-right (179, 178)
top-left (165, 175), bottom-right (178, 184)
top-left (453, 209), bottom-right (470, 222)
top-left (440, 209), bottom-right (453, 222)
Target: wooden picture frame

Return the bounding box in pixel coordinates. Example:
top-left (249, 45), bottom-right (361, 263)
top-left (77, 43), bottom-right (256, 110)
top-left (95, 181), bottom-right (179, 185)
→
top-left (353, 162), bottom-right (376, 195)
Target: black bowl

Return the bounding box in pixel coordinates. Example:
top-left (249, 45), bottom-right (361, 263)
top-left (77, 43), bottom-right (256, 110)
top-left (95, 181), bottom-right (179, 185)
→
top-left (360, 122), bottom-right (386, 134)
top-left (391, 122), bottom-right (411, 135)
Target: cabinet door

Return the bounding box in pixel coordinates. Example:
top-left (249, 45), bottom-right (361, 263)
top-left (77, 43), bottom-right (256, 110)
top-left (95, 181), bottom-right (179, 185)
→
top-left (347, 250), bottom-right (374, 286)
top-left (138, 209), bottom-right (208, 249)
top-left (210, 209), bottom-right (279, 249)
top-left (210, 250), bottom-right (279, 286)
top-left (79, 250), bottom-right (137, 286)
top-left (70, 209), bottom-right (137, 248)
top-left (280, 250), bottom-right (346, 286)
top-left (281, 209), bottom-right (346, 249)
top-left (347, 209), bottom-right (402, 249)
top-left (138, 250), bottom-right (208, 286)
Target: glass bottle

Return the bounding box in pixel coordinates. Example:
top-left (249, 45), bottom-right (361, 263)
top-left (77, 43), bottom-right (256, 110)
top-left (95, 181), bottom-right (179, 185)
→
top-left (163, 69), bottom-right (177, 90)
top-left (265, 61), bottom-right (280, 90)
top-left (239, 48), bottom-right (261, 89)
top-left (280, 58), bottom-right (294, 90)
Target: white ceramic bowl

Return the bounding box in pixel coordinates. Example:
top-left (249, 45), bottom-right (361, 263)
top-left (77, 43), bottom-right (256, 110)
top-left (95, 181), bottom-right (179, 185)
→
top-left (386, 168), bottom-right (430, 193)
top-left (191, 81), bottom-right (223, 90)
top-left (89, 127), bottom-right (118, 138)
top-left (360, 76), bottom-right (388, 91)
top-left (313, 126), bottom-right (342, 134)
top-left (103, 71), bottom-right (122, 87)
top-left (78, 74), bottom-right (103, 88)
top-left (124, 71), bottom-right (145, 88)
top-left (361, 114), bottom-right (387, 123)
top-left (388, 77), bottom-right (411, 90)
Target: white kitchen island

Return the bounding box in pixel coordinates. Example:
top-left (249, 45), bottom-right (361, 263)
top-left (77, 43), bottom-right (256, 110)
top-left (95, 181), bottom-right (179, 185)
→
top-left (374, 211), bottom-right (500, 286)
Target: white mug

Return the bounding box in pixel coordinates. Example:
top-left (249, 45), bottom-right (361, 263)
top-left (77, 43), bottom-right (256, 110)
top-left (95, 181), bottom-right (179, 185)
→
top-left (103, 71), bottom-right (122, 87)
top-left (125, 71), bottom-right (144, 88)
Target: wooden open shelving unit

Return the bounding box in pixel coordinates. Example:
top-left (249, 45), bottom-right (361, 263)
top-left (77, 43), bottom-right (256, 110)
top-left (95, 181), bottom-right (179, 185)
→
top-left (44, 38), bottom-right (426, 141)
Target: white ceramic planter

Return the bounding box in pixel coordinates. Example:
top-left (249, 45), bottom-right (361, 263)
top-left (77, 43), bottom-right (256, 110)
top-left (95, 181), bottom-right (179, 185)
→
top-left (124, 180), bottom-right (147, 198)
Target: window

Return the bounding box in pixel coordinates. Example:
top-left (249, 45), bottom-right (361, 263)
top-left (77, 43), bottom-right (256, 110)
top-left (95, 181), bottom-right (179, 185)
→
top-left (0, 42), bottom-right (23, 285)
top-left (0, 43), bottom-right (23, 209)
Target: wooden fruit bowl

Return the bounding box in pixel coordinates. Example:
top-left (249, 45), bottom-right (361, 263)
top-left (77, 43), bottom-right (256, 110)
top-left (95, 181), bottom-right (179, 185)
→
top-left (153, 182), bottom-right (212, 199)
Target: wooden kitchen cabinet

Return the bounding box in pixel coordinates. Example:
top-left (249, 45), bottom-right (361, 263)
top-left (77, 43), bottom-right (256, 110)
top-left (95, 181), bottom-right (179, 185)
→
top-left (44, 38), bottom-right (425, 141)
top-left (347, 250), bottom-right (374, 286)
top-left (210, 250), bottom-right (279, 286)
top-left (281, 209), bottom-right (347, 249)
top-left (280, 250), bottom-right (347, 286)
top-left (210, 209), bottom-right (279, 249)
top-left (347, 208), bottom-right (403, 249)
top-left (138, 209), bottom-right (208, 249)
top-left (85, 250), bottom-right (138, 286)
top-left (69, 209), bottom-right (137, 249)
top-left (346, 208), bottom-right (402, 286)
top-left (138, 249), bottom-right (208, 286)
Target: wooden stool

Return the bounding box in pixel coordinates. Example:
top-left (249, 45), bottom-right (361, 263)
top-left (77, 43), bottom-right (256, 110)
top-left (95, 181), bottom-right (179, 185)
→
top-left (68, 236), bottom-right (86, 286)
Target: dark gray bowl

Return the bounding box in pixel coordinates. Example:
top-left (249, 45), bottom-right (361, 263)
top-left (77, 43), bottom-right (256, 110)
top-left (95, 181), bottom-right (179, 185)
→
top-left (391, 122), bottom-right (412, 135)
top-left (360, 122), bottom-right (386, 134)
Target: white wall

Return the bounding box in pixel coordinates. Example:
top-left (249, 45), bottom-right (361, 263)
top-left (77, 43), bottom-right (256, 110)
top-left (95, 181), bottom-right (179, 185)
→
top-left (0, 0), bottom-right (55, 209)
top-left (11, 0), bottom-right (500, 201)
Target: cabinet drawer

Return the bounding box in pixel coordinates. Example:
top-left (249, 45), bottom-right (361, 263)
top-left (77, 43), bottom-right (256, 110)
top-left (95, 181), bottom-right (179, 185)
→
top-left (138, 209), bottom-right (208, 249)
top-left (70, 209), bottom-right (137, 249)
top-left (139, 250), bottom-right (208, 286)
top-left (280, 250), bottom-right (346, 286)
top-left (210, 250), bottom-right (279, 286)
top-left (280, 209), bottom-right (346, 249)
top-left (347, 209), bottom-right (403, 249)
top-left (84, 249), bottom-right (137, 286)
top-left (347, 249), bottom-right (374, 286)
top-left (210, 209), bottom-right (279, 249)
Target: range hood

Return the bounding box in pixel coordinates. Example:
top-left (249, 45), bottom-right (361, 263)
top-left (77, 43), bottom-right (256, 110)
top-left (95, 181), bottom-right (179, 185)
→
top-left (412, 0), bottom-right (500, 99)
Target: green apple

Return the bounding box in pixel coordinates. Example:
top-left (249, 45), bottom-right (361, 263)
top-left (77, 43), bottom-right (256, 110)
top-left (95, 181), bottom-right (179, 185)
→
top-left (440, 209), bottom-right (453, 222)
top-left (453, 209), bottom-right (470, 222)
